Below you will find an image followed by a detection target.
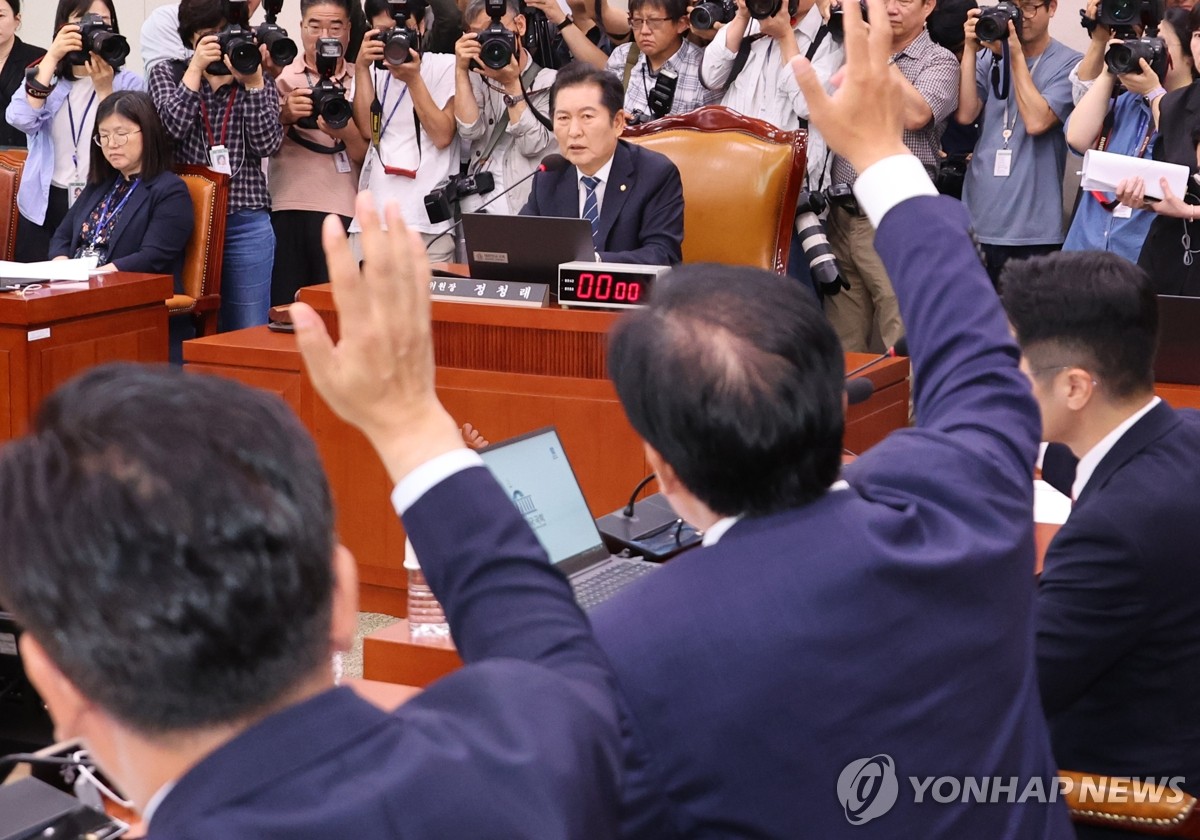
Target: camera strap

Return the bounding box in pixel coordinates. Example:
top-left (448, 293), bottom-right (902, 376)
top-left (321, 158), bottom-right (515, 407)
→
top-left (990, 40), bottom-right (1012, 100)
top-left (473, 62), bottom-right (543, 174)
top-left (622, 42), bottom-right (642, 89)
top-left (287, 127), bottom-right (347, 155)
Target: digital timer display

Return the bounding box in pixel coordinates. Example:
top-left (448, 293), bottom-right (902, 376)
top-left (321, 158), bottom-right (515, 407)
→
top-left (557, 261), bottom-right (669, 310)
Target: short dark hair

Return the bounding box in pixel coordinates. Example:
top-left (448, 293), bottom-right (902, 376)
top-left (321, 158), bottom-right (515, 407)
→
top-left (88, 91), bottom-right (174, 184)
top-left (302, 0), bottom-right (355, 14)
top-left (1001, 251), bottom-right (1158, 400)
top-left (0, 364), bottom-right (337, 735)
top-left (608, 265), bottom-right (845, 518)
top-left (364, 0), bottom-right (393, 17)
top-left (550, 62), bottom-right (625, 117)
top-left (54, 0), bottom-right (121, 80)
top-left (628, 0), bottom-right (687, 20)
top-left (927, 0), bottom-right (976, 50)
top-left (178, 0), bottom-right (226, 48)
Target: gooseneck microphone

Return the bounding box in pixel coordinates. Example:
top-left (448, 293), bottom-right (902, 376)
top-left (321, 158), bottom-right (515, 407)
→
top-left (424, 153), bottom-right (569, 254)
top-left (845, 336), bottom-right (909, 378)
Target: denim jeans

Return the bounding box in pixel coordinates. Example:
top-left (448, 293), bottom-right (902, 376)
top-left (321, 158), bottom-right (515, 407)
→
top-left (220, 210), bottom-right (275, 332)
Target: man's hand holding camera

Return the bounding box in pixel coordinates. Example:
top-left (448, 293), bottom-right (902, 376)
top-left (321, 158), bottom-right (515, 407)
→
top-left (184, 34), bottom-right (225, 91)
top-left (759, 0), bottom-right (800, 63)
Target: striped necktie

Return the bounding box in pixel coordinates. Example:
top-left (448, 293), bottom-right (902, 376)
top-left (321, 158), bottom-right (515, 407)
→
top-left (581, 175), bottom-right (601, 248)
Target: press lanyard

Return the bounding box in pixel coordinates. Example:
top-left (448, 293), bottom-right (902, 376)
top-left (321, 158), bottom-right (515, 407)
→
top-left (1000, 53), bottom-right (1044, 149)
top-left (88, 177), bottom-right (140, 246)
top-left (200, 86), bottom-right (239, 147)
top-left (68, 90), bottom-right (98, 171)
top-left (372, 73), bottom-right (409, 148)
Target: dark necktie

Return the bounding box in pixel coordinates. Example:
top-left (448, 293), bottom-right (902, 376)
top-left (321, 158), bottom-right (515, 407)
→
top-left (581, 175), bottom-right (601, 249)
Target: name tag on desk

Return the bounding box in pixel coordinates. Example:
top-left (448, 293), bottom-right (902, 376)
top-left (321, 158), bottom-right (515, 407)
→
top-left (427, 278), bottom-right (549, 308)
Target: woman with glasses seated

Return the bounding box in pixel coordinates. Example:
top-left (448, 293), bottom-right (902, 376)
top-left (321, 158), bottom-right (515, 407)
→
top-left (49, 90), bottom-right (194, 292)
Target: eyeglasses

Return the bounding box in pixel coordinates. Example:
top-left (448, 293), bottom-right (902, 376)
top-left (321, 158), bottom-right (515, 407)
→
top-left (303, 20), bottom-right (348, 35)
top-left (628, 16), bottom-right (677, 30)
top-left (1018, 2), bottom-right (1047, 15)
top-left (94, 129), bottom-right (141, 147)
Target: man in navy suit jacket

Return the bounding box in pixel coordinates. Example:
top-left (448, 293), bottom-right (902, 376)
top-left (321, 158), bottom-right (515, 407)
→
top-left (587, 5), bottom-right (1074, 836)
top-left (0, 194), bottom-right (622, 838)
top-left (519, 62), bottom-right (684, 266)
top-left (1002, 253), bottom-right (1200, 836)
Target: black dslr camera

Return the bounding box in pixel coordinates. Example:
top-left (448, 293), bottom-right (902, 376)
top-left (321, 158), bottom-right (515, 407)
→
top-left (68, 12), bottom-right (130, 67)
top-left (689, 0), bottom-right (736, 30)
top-left (795, 190), bottom-right (848, 295)
top-left (744, 0), bottom-right (798, 21)
top-left (478, 0), bottom-right (517, 70)
top-left (975, 2), bottom-right (1022, 42)
top-left (216, 0), bottom-right (262, 74)
top-left (300, 38), bottom-right (353, 129)
top-left (627, 67), bottom-right (678, 124)
top-left (373, 0), bottom-right (425, 67)
top-left (255, 0), bottom-right (299, 67)
top-left (424, 172), bottom-right (496, 223)
top-left (1105, 36), bottom-right (1167, 78)
top-left (827, 0), bottom-right (868, 41)
top-left (1094, 0), bottom-right (1165, 30)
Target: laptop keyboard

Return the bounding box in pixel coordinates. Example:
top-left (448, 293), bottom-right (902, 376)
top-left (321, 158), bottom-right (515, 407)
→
top-left (573, 562), bottom-right (658, 610)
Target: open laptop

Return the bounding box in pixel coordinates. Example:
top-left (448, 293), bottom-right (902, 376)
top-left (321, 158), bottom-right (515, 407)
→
top-left (0, 610), bottom-right (54, 765)
top-left (478, 427), bottom-right (659, 611)
top-left (1156, 295), bottom-right (1200, 385)
top-left (461, 214), bottom-right (594, 286)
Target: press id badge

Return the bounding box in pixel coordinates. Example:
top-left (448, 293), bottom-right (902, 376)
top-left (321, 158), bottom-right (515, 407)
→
top-left (67, 179), bottom-right (86, 208)
top-left (334, 150), bottom-right (352, 174)
top-left (208, 144), bottom-right (233, 176)
top-left (1114, 203), bottom-right (1134, 219)
top-left (994, 149), bottom-right (1012, 178)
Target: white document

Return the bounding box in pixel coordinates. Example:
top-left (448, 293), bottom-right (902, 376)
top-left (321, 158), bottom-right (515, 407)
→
top-left (0, 257), bottom-right (99, 283)
top-left (1034, 479), bottom-right (1072, 526)
top-left (1080, 149), bottom-right (1189, 201)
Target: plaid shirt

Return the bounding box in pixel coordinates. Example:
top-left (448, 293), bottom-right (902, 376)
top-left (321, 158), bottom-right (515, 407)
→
top-left (607, 39), bottom-right (721, 118)
top-left (148, 62), bottom-right (284, 212)
top-left (831, 29), bottom-right (958, 186)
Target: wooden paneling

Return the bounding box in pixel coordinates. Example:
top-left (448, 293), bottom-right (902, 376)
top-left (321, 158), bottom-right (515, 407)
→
top-left (0, 273), bottom-right (170, 441)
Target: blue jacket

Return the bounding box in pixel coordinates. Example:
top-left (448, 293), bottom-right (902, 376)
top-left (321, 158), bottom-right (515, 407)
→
top-left (590, 195), bottom-right (1074, 839)
top-left (520, 139), bottom-right (684, 266)
top-left (146, 466), bottom-right (623, 839)
top-left (49, 171), bottom-right (194, 292)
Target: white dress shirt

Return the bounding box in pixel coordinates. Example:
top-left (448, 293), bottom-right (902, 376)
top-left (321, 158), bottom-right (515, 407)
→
top-left (1070, 396), bottom-right (1160, 501)
top-left (576, 154), bottom-right (615, 216)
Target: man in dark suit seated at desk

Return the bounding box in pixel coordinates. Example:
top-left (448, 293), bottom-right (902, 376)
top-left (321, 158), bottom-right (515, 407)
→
top-left (580, 3), bottom-right (1074, 836)
top-left (520, 62), bottom-right (684, 266)
top-left (1002, 253), bottom-right (1200, 836)
top-left (0, 208), bottom-right (623, 838)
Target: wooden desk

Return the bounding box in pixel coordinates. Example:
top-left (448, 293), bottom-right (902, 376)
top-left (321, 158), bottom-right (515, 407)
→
top-left (0, 273), bottom-right (171, 440)
top-left (184, 294), bottom-right (910, 616)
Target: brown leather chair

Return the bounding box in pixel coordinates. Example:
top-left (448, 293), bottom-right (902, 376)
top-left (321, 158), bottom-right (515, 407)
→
top-left (623, 106), bottom-right (807, 273)
top-left (170, 164), bottom-right (229, 336)
top-left (0, 150), bottom-right (27, 262)
top-left (1060, 770), bottom-right (1200, 838)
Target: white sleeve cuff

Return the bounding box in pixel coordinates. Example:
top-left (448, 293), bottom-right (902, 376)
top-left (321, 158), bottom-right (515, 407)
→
top-left (390, 449), bottom-right (485, 515)
top-left (852, 154), bottom-right (938, 229)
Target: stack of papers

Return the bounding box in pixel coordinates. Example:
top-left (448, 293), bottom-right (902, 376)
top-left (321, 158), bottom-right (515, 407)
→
top-left (0, 257), bottom-right (98, 284)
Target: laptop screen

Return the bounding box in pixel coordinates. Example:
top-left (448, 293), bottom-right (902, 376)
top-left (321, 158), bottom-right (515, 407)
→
top-left (479, 428), bottom-right (609, 571)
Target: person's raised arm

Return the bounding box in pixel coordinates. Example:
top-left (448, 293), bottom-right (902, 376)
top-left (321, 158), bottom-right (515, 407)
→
top-left (792, 0), bottom-right (1039, 469)
top-left (1065, 63), bottom-right (1115, 152)
top-left (956, 10), bottom-right (985, 124)
top-left (353, 31), bottom-right (384, 141)
top-left (1005, 22), bottom-right (1060, 136)
top-left (392, 53), bottom-right (456, 149)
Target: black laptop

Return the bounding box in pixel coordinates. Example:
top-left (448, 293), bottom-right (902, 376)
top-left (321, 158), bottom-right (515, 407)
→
top-left (461, 214), bottom-right (594, 286)
top-left (1156, 295), bottom-right (1200, 385)
top-left (478, 427), bottom-right (659, 611)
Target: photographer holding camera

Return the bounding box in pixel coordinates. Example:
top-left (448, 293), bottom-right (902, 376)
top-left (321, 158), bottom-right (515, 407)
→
top-left (605, 0), bottom-right (720, 119)
top-left (955, 0), bottom-right (1079, 286)
top-left (453, 0), bottom-right (558, 215)
top-left (1062, 6), bottom-right (1193, 262)
top-left (352, 0), bottom-right (460, 262)
top-left (272, 0), bottom-right (368, 305)
top-left (6, 0), bottom-right (142, 263)
top-left (148, 0), bottom-right (285, 331)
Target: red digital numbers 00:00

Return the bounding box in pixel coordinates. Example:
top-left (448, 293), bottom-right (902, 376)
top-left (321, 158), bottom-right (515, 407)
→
top-left (575, 272), bottom-right (641, 303)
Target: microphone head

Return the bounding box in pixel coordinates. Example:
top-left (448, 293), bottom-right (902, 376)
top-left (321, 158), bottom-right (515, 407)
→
top-left (845, 377), bottom-right (874, 406)
top-left (890, 335), bottom-right (909, 357)
top-left (539, 153), bottom-right (569, 173)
